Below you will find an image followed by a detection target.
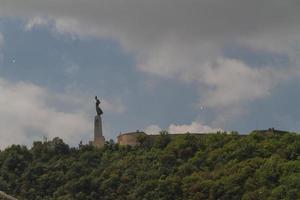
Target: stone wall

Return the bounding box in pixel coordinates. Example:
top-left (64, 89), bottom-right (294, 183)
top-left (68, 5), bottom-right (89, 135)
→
top-left (117, 132), bottom-right (211, 146)
top-left (117, 131), bottom-right (146, 146)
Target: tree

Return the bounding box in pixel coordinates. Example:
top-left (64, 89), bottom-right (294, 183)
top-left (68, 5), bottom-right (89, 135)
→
top-left (155, 131), bottom-right (171, 149)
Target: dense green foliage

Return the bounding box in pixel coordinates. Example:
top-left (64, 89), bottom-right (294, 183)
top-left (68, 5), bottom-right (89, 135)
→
top-left (1, 130), bottom-right (300, 200)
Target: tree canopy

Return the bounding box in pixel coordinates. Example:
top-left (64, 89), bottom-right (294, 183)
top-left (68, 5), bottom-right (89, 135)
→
top-left (1, 131), bottom-right (300, 200)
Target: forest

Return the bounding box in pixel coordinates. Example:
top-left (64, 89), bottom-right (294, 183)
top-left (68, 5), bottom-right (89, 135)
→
top-left (1, 130), bottom-right (300, 200)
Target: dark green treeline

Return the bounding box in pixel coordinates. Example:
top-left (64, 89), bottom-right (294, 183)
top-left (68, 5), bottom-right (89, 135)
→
top-left (1, 130), bottom-right (300, 200)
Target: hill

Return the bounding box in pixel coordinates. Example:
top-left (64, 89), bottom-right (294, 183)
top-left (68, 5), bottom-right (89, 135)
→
top-left (0, 130), bottom-right (300, 200)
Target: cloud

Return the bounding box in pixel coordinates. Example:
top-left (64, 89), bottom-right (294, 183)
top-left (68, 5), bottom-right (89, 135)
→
top-left (144, 125), bottom-right (162, 135)
top-left (2, 0), bottom-right (298, 46)
top-left (168, 121), bottom-right (222, 134)
top-left (144, 122), bottom-right (222, 135)
top-left (0, 77), bottom-right (125, 149)
top-left (0, 78), bottom-right (91, 149)
top-left (101, 98), bottom-right (125, 114)
top-left (200, 58), bottom-right (275, 107)
top-left (0, 0), bottom-right (300, 118)
top-left (24, 17), bottom-right (49, 31)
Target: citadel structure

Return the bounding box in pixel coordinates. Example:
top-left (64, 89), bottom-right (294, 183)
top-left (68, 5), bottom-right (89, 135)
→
top-left (116, 129), bottom-right (280, 146)
top-left (90, 96), bottom-right (207, 147)
top-left (117, 130), bottom-right (210, 146)
top-left (90, 96), bottom-right (214, 147)
top-left (90, 96), bottom-right (224, 147)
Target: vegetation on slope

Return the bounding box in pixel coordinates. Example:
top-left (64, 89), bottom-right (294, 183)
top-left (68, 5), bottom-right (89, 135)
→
top-left (1, 130), bottom-right (300, 200)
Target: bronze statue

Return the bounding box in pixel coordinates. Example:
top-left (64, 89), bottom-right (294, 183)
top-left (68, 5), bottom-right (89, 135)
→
top-left (95, 96), bottom-right (103, 116)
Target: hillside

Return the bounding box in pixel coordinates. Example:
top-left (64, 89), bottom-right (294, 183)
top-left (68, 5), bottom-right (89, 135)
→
top-left (0, 130), bottom-right (300, 200)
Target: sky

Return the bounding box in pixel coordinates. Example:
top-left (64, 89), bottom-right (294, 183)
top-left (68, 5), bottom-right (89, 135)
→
top-left (0, 0), bottom-right (300, 149)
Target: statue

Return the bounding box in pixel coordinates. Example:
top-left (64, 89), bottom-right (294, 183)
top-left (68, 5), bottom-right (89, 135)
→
top-left (95, 96), bottom-right (103, 116)
top-left (93, 96), bottom-right (105, 147)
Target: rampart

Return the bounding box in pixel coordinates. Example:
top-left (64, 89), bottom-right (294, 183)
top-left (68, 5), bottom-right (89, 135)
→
top-left (117, 129), bottom-right (283, 146)
top-left (117, 131), bottom-right (210, 146)
top-left (117, 131), bottom-right (147, 146)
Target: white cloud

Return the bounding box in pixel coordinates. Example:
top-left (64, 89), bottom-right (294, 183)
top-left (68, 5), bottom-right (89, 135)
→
top-left (0, 77), bottom-right (125, 149)
top-left (200, 58), bottom-right (275, 107)
top-left (0, 0), bottom-right (300, 120)
top-left (168, 121), bottom-right (222, 134)
top-left (0, 78), bottom-right (91, 149)
top-left (144, 122), bottom-right (222, 135)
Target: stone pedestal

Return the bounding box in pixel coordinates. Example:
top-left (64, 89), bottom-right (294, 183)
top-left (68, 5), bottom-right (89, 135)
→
top-left (93, 115), bottom-right (105, 147)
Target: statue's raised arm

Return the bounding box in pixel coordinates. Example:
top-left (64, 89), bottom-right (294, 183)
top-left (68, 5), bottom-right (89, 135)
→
top-left (95, 96), bottom-right (103, 116)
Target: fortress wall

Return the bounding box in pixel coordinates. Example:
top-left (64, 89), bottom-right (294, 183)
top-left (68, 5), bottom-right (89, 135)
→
top-left (117, 132), bottom-right (146, 146)
top-left (117, 132), bottom-right (211, 146)
top-left (116, 130), bottom-right (278, 147)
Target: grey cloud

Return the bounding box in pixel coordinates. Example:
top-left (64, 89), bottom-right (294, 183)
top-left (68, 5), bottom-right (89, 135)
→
top-left (0, 0), bottom-right (299, 111)
top-left (1, 0), bottom-right (299, 44)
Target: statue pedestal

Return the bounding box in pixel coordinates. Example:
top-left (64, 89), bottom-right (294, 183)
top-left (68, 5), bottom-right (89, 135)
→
top-left (93, 115), bottom-right (105, 147)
